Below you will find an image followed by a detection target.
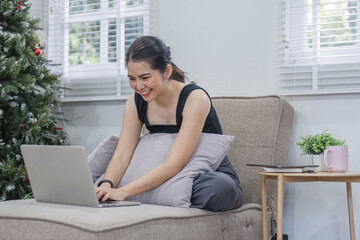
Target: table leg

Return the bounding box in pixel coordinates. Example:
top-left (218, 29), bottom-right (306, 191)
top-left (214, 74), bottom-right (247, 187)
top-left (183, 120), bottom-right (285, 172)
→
top-left (262, 176), bottom-right (268, 240)
top-left (346, 182), bottom-right (356, 240)
top-left (277, 175), bottom-right (284, 240)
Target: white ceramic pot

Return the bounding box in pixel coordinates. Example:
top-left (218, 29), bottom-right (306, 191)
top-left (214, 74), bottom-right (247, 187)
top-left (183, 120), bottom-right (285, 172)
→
top-left (312, 154), bottom-right (328, 172)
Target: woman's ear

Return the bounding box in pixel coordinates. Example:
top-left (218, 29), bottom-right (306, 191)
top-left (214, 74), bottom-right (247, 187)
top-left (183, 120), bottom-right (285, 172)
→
top-left (164, 64), bottom-right (173, 80)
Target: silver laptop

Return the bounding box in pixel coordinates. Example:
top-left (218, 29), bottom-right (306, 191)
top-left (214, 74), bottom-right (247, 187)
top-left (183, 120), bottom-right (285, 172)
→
top-left (20, 145), bottom-right (141, 208)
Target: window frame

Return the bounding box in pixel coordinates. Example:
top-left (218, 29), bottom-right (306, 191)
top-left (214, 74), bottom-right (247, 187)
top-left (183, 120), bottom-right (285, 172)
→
top-left (278, 0), bottom-right (360, 95)
top-left (284, 0), bottom-right (360, 66)
top-left (46, 0), bottom-right (151, 102)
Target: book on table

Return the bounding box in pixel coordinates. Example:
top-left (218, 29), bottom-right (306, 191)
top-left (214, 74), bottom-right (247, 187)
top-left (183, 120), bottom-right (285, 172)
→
top-left (246, 164), bottom-right (319, 173)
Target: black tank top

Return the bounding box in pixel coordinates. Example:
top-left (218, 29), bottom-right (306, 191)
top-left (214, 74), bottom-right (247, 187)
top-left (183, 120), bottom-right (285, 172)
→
top-left (134, 84), bottom-right (239, 181)
top-left (134, 84), bottom-right (222, 134)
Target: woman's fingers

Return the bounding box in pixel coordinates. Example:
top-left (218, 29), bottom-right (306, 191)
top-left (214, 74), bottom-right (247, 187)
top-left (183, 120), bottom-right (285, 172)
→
top-left (96, 190), bottom-right (102, 200)
top-left (102, 192), bottom-right (112, 201)
top-left (96, 188), bottom-right (106, 200)
top-left (95, 187), bottom-right (126, 201)
top-left (95, 187), bottom-right (113, 201)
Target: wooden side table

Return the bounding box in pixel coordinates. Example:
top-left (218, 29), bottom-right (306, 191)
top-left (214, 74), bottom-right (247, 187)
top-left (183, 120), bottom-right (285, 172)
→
top-left (259, 172), bottom-right (360, 240)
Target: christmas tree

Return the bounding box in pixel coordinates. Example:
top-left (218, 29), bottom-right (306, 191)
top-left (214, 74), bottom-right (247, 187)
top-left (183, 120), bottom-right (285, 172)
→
top-left (0, 0), bottom-right (67, 200)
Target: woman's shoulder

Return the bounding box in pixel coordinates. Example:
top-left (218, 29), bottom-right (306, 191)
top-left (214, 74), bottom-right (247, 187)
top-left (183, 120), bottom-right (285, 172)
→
top-left (129, 92), bottom-right (147, 123)
top-left (132, 92), bottom-right (146, 106)
top-left (124, 93), bottom-right (141, 115)
top-left (181, 84), bottom-right (211, 114)
top-left (181, 84), bottom-right (210, 102)
top-left (180, 84), bottom-right (206, 97)
top-left (124, 92), bottom-right (137, 106)
top-left (186, 88), bottom-right (211, 107)
top-left (182, 83), bottom-right (202, 91)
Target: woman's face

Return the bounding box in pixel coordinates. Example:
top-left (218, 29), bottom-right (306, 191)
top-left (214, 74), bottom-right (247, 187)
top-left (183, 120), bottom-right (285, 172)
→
top-left (127, 60), bottom-right (170, 102)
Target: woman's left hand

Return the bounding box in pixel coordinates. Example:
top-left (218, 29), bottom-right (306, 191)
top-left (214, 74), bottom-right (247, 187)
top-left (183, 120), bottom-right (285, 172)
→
top-left (95, 186), bottom-right (128, 201)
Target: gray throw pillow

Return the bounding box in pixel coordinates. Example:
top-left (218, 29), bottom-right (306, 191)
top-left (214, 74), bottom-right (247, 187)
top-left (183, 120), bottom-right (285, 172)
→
top-left (95, 133), bottom-right (234, 208)
top-left (88, 135), bottom-right (119, 182)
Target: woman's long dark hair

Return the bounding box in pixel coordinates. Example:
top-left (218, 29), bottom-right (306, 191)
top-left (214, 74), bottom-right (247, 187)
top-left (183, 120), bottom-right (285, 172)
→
top-left (125, 36), bottom-right (185, 83)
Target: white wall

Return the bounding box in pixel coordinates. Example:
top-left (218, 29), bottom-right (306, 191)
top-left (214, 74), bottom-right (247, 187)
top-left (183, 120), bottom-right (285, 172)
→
top-left (153, 0), bottom-right (277, 97)
top-left (30, 0), bottom-right (360, 239)
top-left (284, 94), bottom-right (360, 240)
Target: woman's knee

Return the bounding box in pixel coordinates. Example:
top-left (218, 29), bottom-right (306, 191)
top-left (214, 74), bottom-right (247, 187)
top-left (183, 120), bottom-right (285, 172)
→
top-left (207, 173), bottom-right (243, 211)
top-left (191, 172), bottom-right (243, 212)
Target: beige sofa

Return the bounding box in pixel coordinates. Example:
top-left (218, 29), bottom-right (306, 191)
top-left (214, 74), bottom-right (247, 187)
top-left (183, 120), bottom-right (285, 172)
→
top-left (0, 95), bottom-right (294, 240)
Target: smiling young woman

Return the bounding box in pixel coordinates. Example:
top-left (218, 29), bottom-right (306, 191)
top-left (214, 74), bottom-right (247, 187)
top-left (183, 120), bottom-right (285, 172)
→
top-left (95, 36), bottom-right (243, 212)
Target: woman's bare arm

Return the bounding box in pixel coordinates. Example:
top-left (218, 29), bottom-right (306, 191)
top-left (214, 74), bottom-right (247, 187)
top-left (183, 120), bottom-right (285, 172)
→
top-left (97, 89), bottom-right (211, 201)
top-left (96, 93), bottom-right (142, 189)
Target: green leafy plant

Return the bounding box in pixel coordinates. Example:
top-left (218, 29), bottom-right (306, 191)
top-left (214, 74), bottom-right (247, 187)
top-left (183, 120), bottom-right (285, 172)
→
top-left (296, 130), bottom-right (346, 155)
top-left (0, 0), bottom-right (67, 201)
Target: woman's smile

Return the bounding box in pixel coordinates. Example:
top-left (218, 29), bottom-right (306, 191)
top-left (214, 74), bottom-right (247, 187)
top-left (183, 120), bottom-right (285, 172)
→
top-left (141, 89), bottom-right (152, 97)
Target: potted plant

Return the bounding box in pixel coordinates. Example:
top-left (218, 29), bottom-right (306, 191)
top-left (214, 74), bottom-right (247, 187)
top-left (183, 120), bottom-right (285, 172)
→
top-left (296, 130), bottom-right (346, 171)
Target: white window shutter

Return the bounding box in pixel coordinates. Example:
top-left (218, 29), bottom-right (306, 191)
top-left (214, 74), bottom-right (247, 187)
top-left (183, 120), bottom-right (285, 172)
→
top-left (45, 0), bottom-right (152, 102)
top-left (278, 0), bottom-right (360, 95)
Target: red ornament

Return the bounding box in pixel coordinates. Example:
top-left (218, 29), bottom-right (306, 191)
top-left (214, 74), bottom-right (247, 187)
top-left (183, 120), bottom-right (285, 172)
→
top-left (15, 2), bottom-right (22, 13)
top-left (34, 48), bottom-right (41, 56)
top-left (50, 126), bottom-right (63, 133)
top-left (25, 177), bottom-right (29, 182)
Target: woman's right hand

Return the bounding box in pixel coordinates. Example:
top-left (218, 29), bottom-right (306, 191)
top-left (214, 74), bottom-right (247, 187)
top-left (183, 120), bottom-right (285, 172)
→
top-left (95, 181), bottom-right (111, 200)
top-left (95, 185), bottom-right (128, 201)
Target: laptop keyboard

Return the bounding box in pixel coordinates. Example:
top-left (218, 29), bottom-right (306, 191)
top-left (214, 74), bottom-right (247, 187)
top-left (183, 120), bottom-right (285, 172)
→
top-left (98, 200), bottom-right (115, 207)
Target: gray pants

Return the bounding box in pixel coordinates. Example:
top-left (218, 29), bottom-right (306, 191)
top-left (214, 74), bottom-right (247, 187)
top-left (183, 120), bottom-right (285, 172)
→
top-left (190, 171), bottom-right (243, 212)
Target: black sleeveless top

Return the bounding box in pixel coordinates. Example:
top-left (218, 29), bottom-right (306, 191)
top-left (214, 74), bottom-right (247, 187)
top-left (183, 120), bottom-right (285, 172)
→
top-left (134, 84), bottom-right (239, 181)
top-left (134, 84), bottom-right (222, 134)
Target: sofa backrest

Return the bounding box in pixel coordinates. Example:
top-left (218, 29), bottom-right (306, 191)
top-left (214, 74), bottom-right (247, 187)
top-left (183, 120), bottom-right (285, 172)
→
top-left (212, 96), bottom-right (294, 209)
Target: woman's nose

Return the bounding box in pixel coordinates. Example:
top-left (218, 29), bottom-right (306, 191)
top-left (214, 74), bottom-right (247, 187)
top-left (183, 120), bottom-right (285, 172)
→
top-left (136, 80), bottom-right (144, 90)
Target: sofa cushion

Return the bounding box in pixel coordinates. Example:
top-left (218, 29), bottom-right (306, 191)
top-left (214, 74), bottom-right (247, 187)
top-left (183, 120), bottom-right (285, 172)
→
top-left (95, 133), bottom-right (234, 208)
top-left (0, 199), bottom-right (271, 240)
top-left (212, 96), bottom-right (294, 236)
